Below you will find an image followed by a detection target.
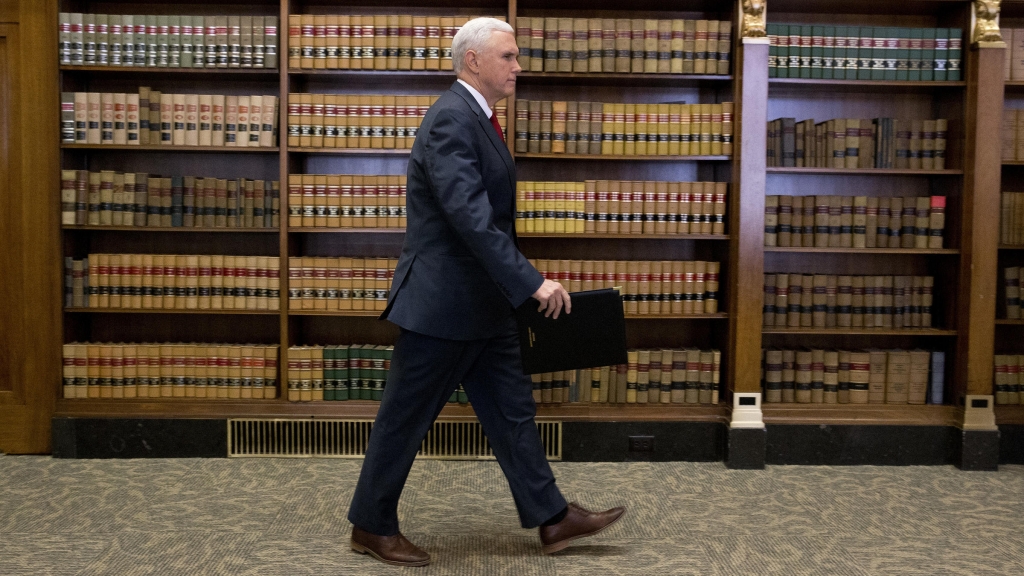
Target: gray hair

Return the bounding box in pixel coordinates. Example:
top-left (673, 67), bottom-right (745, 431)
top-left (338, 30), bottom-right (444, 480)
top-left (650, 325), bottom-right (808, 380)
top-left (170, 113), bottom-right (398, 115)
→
top-left (451, 17), bottom-right (514, 75)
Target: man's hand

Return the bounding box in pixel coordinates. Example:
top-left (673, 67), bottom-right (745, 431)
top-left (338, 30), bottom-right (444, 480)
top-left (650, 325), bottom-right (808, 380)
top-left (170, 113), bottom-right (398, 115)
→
top-left (532, 279), bottom-right (571, 319)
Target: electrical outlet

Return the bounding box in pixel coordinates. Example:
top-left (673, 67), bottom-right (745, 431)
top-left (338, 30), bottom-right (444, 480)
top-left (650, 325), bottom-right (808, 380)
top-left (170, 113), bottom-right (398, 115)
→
top-left (628, 435), bottom-right (655, 452)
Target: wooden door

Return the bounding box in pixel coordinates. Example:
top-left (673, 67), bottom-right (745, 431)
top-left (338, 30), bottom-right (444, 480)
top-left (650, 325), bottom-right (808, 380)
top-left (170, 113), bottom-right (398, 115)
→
top-left (0, 2), bottom-right (61, 454)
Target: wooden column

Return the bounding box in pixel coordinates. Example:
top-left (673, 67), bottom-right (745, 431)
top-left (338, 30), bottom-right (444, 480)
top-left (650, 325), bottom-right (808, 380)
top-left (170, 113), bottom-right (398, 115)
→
top-left (957, 44), bottom-right (1004, 401)
top-left (728, 38), bottom-right (768, 395)
top-left (0, 0), bottom-right (60, 453)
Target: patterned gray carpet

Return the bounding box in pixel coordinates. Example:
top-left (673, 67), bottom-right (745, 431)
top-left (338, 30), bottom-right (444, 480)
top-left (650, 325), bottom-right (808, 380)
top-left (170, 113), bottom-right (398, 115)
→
top-left (1, 453), bottom-right (1023, 575)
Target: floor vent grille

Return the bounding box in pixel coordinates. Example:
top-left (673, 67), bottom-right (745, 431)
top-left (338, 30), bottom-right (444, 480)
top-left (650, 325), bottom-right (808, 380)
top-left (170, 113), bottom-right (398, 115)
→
top-left (227, 418), bottom-right (562, 461)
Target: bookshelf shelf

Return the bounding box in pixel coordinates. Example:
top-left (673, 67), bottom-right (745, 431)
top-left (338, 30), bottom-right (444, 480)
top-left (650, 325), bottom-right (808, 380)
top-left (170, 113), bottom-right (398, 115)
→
top-left (288, 69), bottom-right (452, 77)
top-left (762, 328), bottom-right (957, 336)
top-left (516, 153), bottom-right (731, 161)
top-left (999, 245), bottom-right (1024, 250)
top-left (769, 78), bottom-right (966, 93)
top-left (60, 144), bottom-right (279, 153)
top-left (1002, 161), bottom-right (1024, 166)
top-left (516, 72), bottom-right (732, 87)
top-left (53, 398), bottom-right (730, 423)
top-left (59, 65), bottom-right (279, 77)
top-left (519, 233), bottom-right (730, 240)
top-left (764, 247), bottom-right (959, 255)
top-left (995, 319), bottom-right (1024, 325)
top-left (995, 405), bottom-right (1024, 425)
top-left (287, 310), bottom-right (728, 320)
top-left (289, 228), bottom-right (406, 234)
top-left (287, 148), bottom-right (411, 155)
top-left (763, 403), bottom-right (958, 426)
top-left (286, 229), bottom-right (730, 240)
top-left (62, 225), bottom-right (279, 233)
top-left (766, 167), bottom-right (963, 175)
top-left (64, 308), bottom-right (280, 315)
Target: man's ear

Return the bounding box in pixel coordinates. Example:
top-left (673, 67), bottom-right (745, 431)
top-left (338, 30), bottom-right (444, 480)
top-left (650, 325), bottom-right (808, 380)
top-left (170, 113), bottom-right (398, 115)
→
top-left (464, 49), bottom-right (479, 73)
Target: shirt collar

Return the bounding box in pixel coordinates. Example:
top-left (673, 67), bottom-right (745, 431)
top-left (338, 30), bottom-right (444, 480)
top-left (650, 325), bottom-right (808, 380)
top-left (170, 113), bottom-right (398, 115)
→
top-left (456, 79), bottom-right (492, 118)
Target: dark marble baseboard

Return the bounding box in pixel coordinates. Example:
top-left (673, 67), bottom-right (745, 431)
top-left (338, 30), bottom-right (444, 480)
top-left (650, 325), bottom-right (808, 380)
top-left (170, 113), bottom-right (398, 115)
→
top-left (999, 425), bottom-right (1024, 464)
top-left (561, 421), bottom-right (726, 462)
top-left (766, 424), bottom-right (959, 466)
top-left (52, 418), bottom-right (227, 458)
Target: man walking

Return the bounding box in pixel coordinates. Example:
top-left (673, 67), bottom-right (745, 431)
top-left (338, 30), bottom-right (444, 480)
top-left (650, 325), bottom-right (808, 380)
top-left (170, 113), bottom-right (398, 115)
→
top-left (347, 17), bottom-right (625, 567)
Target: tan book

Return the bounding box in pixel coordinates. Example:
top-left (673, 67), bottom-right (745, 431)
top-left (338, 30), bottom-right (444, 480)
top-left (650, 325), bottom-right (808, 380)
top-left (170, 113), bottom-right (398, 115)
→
top-left (86, 92), bottom-right (102, 144)
top-left (112, 92), bottom-right (127, 144)
top-left (556, 18), bottom-right (573, 73)
top-left (99, 93), bottom-right (115, 143)
top-left (425, 17), bottom-right (441, 71)
top-left (211, 95), bottom-right (225, 146)
top-left (587, 18), bottom-right (602, 72)
top-left (183, 94), bottom-right (199, 146)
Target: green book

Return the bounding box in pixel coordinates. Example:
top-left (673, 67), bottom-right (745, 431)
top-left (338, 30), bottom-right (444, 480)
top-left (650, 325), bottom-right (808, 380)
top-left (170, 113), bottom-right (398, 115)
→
top-left (146, 15), bottom-right (159, 67)
top-left (947, 28), bottom-right (962, 81)
top-left (368, 346), bottom-right (384, 401)
top-left (800, 25), bottom-right (812, 78)
top-left (768, 23), bottom-right (779, 78)
top-left (359, 345), bottom-right (373, 400)
top-left (844, 26), bottom-right (859, 80)
top-left (788, 26), bottom-right (800, 76)
top-left (908, 28), bottom-right (923, 81)
top-left (921, 28), bottom-right (935, 81)
top-left (811, 26), bottom-right (824, 79)
top-left (168, 15), bottom-right (181, 67)
top-left (871, 27), bottom-right (886, 80)
top-left (180, 16), bottom-right (193, 68)
top-left (895, 28), bottom-right (910, 81)
top-left (822, 26), bottom-right (835, 80)
top-left (834, 26), bottom-right (848, 79)
top-left (883, 27), bottom-right (897, 81)
top-left (777, 24), bottom-right (789, 78)
top-left (858, 26), bottom-right (873, 80)
top-left (336, 345), bottom-right (350, 400)
top-left (933, 28), bottom-right (948, 80)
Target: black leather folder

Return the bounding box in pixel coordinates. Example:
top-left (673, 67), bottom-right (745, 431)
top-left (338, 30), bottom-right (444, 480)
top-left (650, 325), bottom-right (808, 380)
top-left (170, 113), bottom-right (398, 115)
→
top-left (515, 288), bottom-right (628, 375)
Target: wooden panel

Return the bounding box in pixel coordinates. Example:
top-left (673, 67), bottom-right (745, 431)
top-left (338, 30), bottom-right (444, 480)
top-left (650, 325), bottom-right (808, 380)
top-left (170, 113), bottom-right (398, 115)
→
top-left (956, 46), bottom-right (1004, 398)
top-left (728, 40), bottom-right (768, 394)
top-left (0, 1), bottom-right (61, 453)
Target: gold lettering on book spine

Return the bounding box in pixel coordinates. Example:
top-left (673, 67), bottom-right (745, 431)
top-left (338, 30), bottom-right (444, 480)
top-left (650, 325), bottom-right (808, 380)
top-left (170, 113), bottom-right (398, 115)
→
top-left (974, 0), bottom-right (1003, 45)
top-left (741, 0), bottom-right (766, 39)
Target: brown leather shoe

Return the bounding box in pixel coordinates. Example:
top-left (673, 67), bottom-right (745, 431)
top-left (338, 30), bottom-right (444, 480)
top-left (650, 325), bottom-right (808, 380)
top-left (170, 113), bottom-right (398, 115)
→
top-left (539, 502), bottom-right (626, 554)
top-left (350, 526), bottom-right (430, 567)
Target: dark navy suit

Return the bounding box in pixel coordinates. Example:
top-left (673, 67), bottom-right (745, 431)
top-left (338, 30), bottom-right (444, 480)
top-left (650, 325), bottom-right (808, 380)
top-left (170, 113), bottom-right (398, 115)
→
top-left (347, 82), bottom-right (567, 536)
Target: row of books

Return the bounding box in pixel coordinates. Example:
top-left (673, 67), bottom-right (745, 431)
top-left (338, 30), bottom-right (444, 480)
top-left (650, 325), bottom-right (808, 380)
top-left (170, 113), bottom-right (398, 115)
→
top-left (763, 274), bottom-right (935, 329)
top-left (1004, 267), bottom-right (1024, 320)
top-left (1002, 30), bottom-right (1024, 81)
top-left (286, 94), bottom-right (472, 149)
top-left (1001, 192), bottom-right (1024, 246)
top-left (515, 180), bottom-right (726, 236)
top-left (767, 25), bottom-right (962, 81)
top-left (994, 355), bottom-right (1024, 404)
top-left (1000, 109), bottom-right (1024, 162)
top-left (65, 255), bottom-right (281, 311)
top-left (287, 257), bottom-right (397, 312)
top-left (514, 100), bottom-right (733, 157)
top-left (764, 195), bottom-right (947, 249)
top-left (514, 18), bottom-right (731, 76)
top-left (288, 175), bottom-right (407, 229)
top-left (532, 259), bottom-right (720, 315)
top-left (287, 15), bottom-right (490, 71)
top-left (61, 171), bottom-right (280, 229)
top-left (767, 118), bottom-right (948, 169)
top-left (62, 90), bottom-right (279, 147)
top-left (762, 348), bottom-right (945, 405)
top-left (62, 343), bottom-right (279, 400)
top-left (58, 13), bottom-right (279, 68)
top-left (535, 348), bottom-right (722, 405)
top-left (287, 345), bottom-right (392, 402)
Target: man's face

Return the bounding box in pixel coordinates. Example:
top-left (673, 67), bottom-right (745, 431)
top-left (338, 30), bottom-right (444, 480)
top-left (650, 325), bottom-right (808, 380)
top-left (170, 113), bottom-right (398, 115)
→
top-left (469, 30), bottom-right (522, 104)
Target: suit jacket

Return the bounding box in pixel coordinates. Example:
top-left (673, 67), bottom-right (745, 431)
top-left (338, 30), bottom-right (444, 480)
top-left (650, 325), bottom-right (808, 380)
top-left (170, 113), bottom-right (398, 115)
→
top-left (381, 81), bottom-right (544, 340)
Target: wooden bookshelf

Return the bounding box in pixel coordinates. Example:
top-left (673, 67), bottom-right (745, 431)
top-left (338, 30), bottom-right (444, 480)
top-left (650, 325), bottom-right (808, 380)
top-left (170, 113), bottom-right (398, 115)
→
top-left (763, 403), bottom-right (959, 427)
top-left (766, 167), bottom-right (963, 175)
top-left (0, 0), bottom-right (1010, 455)
top-left (764, 247), bottom-right (960, 255)
top-left (61, 144), bottom-right (279, 152)
top-left (995, 319), bottom-right (1024, 325)
top-left (64, 308), bottom-right (280, 315)
top-left (516, 153), bottom-right (730, 161)
top-left (62, 225), bottom-right (278, 233)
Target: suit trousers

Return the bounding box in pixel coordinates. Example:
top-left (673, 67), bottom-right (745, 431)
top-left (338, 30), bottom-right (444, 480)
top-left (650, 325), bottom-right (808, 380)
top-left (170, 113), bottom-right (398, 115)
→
top-left (347, 321), bottom-right (568, 536)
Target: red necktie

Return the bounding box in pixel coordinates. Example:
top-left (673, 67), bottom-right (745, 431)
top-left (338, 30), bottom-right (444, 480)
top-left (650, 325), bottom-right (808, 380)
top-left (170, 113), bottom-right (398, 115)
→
top-left (489, 112), bottom-right (505, 143)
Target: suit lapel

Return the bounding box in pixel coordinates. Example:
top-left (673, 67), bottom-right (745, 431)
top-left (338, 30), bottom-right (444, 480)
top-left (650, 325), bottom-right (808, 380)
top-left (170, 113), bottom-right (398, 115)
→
top-left (449, 83), bottom-right (516, 190)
